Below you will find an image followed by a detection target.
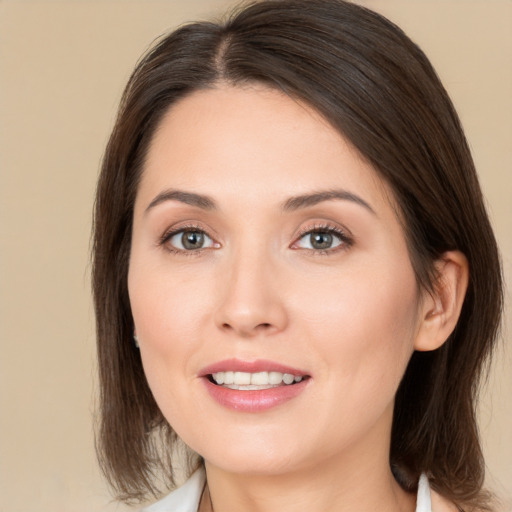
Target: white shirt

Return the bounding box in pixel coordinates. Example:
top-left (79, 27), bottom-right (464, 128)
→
top-left (142, 468), bottom-right (433, 512)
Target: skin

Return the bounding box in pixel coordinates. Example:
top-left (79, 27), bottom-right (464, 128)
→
top-left (128, 85), bottom-right (468, 512)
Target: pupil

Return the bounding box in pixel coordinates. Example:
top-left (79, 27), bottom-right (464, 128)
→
top-left (311, 232), bottom-right (332, 249)
top-left (182, 231), bottom-right (204, 250)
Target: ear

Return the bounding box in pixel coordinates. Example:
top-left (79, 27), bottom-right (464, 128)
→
top-left (414, 251), bottom-right (469, 352)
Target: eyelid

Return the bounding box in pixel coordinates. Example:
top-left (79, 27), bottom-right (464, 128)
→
top-left (291, 222), bottom-right (353, 252)
top-left (159, 223), bottom-right (220, 253)
top-left (157, 220), bottom-right (352, 255)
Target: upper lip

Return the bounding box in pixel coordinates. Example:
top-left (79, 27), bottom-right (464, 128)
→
top-left (199, 358), bottom-right (309, 377)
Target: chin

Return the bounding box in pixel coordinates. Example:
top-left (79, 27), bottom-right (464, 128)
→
top-left (192, 431), bottom-right (305, 475)
top-left (205, 453), bottom-right (302, 476)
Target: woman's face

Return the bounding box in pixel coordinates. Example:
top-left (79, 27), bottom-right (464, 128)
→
top-left (128, 85), bottom-right (426, 475)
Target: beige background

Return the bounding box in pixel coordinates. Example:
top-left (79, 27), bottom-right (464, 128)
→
top-left (0, 1), bottom-right (510, 510)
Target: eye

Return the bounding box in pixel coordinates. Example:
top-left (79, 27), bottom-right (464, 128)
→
top-left (166, 229), bottom-right (216, 251)
top-left (297, 231), bottom-right (341, 250)
top-left (293, 226), bottom-right (351, 252)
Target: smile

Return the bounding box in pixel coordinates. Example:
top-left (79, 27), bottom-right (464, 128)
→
top-left (200, 359), bottom-right (311, 412)
top-left (210, 371), bottom-right (304, 389)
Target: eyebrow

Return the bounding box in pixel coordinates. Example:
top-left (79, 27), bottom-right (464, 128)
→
top-left (145, 188), bottom-right (375, 215)
top-left (282, 189), bottom-right (376, 215)
top-left (145, 189), bottom-right (217, 213)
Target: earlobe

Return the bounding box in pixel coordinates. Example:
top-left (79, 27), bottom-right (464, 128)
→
top-left (414, 251), bottom-right (469, 352)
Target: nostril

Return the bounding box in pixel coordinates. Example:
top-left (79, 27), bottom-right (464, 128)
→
top-left (220, 321), bottom-right (274, 335)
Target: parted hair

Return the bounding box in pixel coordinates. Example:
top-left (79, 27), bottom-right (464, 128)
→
top-left (92, 0), bottom-right (503, 509)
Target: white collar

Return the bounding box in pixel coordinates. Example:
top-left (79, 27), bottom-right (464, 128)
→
top-left (141, 468), bottom-right (206, 512)
top-left (142, 468), bottom-right (432, 512)
top-left (416, 473), bottom-right (432, 512)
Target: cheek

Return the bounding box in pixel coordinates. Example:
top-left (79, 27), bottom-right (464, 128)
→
top-left (129, 257), bottom-right (211, 345)
top-left (296, 262), bottom-right (420, 388)
top-left (127, 256), bottom-right (231, 428)
top-left (127, 261), bottom-right (204, 393)
top-left (287, 266), bottom-right (420, 453)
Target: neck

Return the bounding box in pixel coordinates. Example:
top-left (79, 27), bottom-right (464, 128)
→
top-left (201, 447), bottom-right (415, 512)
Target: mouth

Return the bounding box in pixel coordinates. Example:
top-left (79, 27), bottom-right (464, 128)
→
top-left (199, 359), bottom-right (311, 411)
top-left (207, 370), bottom-right (309, 390)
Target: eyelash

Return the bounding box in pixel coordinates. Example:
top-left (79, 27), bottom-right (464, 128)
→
top-left (159, 223), bottom-right (215, 256)
top-left (293, 223), bottom-right (353, 255)
top-left (158, 222), bottom-right (353, 256)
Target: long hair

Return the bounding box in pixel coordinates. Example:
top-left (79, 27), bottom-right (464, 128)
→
top-left (92, 1), bottom-right (503, 508)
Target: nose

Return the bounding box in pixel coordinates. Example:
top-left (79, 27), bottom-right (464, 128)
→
top-left (213, 249), bottom-right (289, 338)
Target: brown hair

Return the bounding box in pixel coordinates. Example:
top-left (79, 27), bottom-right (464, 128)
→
top-left (92, 0), bottom-right (503, 508)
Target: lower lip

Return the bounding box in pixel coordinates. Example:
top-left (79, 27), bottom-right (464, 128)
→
top-left (202, 378), bottom-right (309, 412)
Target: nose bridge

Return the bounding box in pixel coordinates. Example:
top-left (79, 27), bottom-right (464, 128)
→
top-left (214, 237), bottom-right (287, 336)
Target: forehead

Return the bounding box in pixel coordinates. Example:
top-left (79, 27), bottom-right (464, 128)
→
top-left (139, 84), bottom-right (395, 215)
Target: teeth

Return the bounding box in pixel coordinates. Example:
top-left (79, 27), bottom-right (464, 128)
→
top-left (269, 371), bottom-right (283, 385)
top-left (251, 371), bottom-right (269, 385)
top-left (234, 371), bottom-right (251, 385)
top-left (211, 371), bottom-right (304, 388)
top-left (282, 373), bottom-right (294, 385)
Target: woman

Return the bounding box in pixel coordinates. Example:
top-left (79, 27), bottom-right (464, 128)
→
top-left (92, 1), bottom-right (503, 511)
